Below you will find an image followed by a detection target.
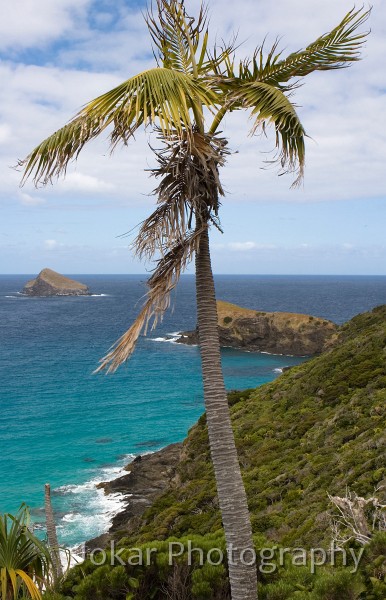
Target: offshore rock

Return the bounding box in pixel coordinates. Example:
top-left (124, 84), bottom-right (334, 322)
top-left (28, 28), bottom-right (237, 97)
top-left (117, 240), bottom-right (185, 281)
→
top-left (22, 268), bottom-right (89, 297)
top-left (177, 300), bottom-right (337, 355)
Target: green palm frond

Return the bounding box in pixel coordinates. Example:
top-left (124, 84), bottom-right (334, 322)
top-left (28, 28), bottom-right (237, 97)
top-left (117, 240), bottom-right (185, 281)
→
top-left (236, 82), bottom-right (305, 184)
top-left (146, 0), bottom-right (209, 74)
top-left (19, 68), bottom-right (217, 186)
top-left (249, 7), bottom-right (370, 85)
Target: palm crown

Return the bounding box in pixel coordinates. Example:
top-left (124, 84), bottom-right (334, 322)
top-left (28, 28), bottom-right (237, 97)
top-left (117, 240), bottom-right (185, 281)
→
top-left (19, 1), bottom-right (370, 374)
top-left (21, 3), bottom-right (369, 185)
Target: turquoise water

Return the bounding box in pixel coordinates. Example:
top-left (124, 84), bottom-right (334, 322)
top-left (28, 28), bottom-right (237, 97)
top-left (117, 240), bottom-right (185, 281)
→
top-left (1, 274), bottom-right (385, 546)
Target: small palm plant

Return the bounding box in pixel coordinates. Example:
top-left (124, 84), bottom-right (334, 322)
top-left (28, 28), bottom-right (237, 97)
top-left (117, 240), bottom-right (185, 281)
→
top-left (19, 2), bottom-right (370, 598)
top-left (0, 504), bottom-right (53, 600)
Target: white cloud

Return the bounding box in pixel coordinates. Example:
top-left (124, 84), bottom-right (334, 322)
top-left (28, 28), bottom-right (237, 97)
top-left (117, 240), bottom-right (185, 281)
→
top-left (228, 242), bottom-right (277, 251)
top-left (228, 241), bottom-right (257, 251)
top-left (0, 0), bottom-right (91, 50)
top-left (58, 172), bottom-right (115, 193)
top-left (212, 242), bottom-right (279, 252)
top-left (0, 62), bottom-right (148, 204)
top-left (19, 192), bottom-right (45, 206)
top-left (1, 0), bottom-right (385, 274)
top-left (0, 124), bottom-right (11, 144)
top-left (44, 239), bottom-right (58, 250)
top-left (1, 0), bottom-right (385, 208)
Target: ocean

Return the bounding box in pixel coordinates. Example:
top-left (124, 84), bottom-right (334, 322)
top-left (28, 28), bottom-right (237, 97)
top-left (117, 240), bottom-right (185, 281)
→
top-left (1, 274), bottom-right (385, 547)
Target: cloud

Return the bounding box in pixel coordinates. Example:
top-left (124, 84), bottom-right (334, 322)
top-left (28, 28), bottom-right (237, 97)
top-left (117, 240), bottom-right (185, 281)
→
top-left (44, 239), bottom-right (59, 250)
top-left (19, 192), bottom-right (45, 206)
top-left (228, 242), bottom-right (277, 251)
top-left (1, 0), bottom-right (385, 274)
top-left (58, 172), bottom-right (115, 193)
top-left (0, 0), bottom-right (91, 50)
top-left (2, 0), bottom-right (385, 208)
top-left (210, 241), bottom-right (386, 274)
top-left (0, 124), bottom-right (11, 144)
top-left (213, 241), bottom-right (279, 252)
top-left (228, 242), bottom-right (257, 251)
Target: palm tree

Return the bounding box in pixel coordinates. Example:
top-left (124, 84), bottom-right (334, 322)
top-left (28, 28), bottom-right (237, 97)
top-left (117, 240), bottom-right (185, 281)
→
top-left (0, 505), bottom-right (53, 600)
top-left (19, 2), bottom-right (369, 597)
top-left (44, 484), bottom-right (63, 582)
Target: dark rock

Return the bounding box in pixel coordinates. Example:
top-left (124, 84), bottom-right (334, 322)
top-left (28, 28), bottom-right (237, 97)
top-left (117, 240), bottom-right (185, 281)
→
top-left (86, 443), bottom-right (182, 551)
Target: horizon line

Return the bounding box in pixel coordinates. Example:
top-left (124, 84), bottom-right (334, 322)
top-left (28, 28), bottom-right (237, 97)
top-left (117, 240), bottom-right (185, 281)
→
top-left (1, 273), bottom-right (386, 277)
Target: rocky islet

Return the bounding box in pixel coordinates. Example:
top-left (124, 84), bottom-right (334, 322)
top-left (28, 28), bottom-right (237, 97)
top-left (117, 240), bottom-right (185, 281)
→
top-left (22, 268), bottom-right (90, 297)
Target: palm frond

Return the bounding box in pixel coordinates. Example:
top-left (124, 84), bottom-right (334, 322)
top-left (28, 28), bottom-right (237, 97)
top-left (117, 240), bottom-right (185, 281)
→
top-left (96, 127), bottom-right (229, 373)
top-left (136, 129), bottom-right (228, 260)
top-left (96, 129), bottom-right (229, 373)
top-left (236, 82), bottom-right (305, 184)
top-left (135, 199), bottom-right (189, 261)
top-left (95, 228), bottom-right (204, 373)
top-left (146, 0), bottom-right (208, 74)
top-left (15, 570), bottom-right (42, 600)
top-left (253, 7), bottom-right (370, 85)
top-left (19, 68), bottom-right (217, 186)
top-left (0, 506), bottom-right (52, 600)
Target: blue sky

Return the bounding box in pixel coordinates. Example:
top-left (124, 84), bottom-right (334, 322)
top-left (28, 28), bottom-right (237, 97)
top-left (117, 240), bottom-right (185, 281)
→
top-left (1, 0), bottom-right (385, 275)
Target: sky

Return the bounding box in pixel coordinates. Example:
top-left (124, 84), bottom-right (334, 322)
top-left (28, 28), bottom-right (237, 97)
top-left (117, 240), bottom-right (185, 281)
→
top-left (0, 0), bottom-right (385, 275)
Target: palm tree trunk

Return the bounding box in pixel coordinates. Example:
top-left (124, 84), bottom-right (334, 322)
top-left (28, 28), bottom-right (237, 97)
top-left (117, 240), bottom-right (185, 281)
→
top-left (195, 224), bottom-right (258, 600)
top-left (44, 483), bottom-right (63, 581)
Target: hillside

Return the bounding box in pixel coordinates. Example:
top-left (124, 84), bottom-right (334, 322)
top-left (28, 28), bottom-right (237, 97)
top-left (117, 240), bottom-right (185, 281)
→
top-left (110, 305), bottom-right (386, 549)
top-left (55, 306), bottom-right (386, 600)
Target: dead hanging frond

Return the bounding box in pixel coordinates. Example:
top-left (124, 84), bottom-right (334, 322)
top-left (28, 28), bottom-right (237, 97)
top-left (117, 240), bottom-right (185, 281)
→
top-left (95, 228), bottom-right (204, 373)
top-left (135, 129), bottom-right (229, 261)
top-left (96, 129), bottom-right (229, 373)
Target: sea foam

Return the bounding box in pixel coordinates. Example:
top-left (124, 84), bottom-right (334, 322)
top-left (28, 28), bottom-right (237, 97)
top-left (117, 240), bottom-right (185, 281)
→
top-left (52, 458), bottom-right (134, 546)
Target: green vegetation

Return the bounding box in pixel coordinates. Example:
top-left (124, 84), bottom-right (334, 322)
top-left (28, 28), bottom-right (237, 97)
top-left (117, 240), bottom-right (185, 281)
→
top-left (44, 305), bottom-right (386, 599)
top-left (118, 306), bottom-right (386, 548)
top-left (50, 533), bottom-right (386, 600)
top-left (0, 504), bottom-right (53, 600)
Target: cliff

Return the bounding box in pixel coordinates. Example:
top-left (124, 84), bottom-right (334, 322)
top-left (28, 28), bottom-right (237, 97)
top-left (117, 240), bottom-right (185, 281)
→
top-left (22, 268), bottom-right (89, 297)
top-left (177, 300), bottom-right (337, 355)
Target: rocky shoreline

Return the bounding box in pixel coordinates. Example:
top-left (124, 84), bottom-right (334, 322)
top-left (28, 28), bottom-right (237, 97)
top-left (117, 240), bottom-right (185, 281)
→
top-left (86, 443), bottom-right (182, 551)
